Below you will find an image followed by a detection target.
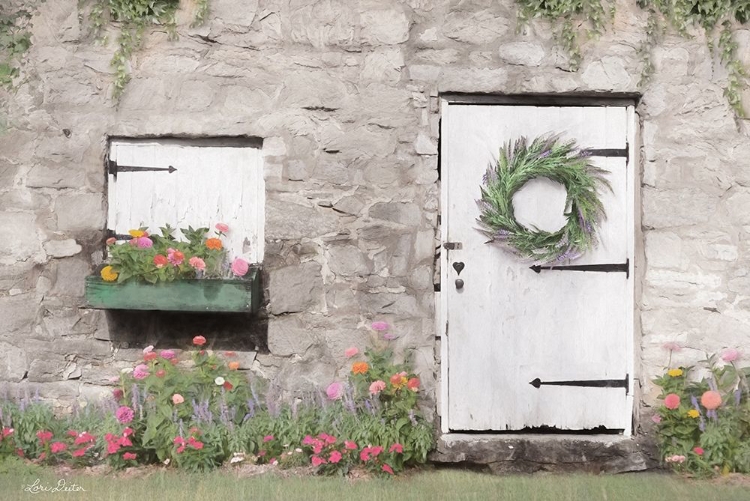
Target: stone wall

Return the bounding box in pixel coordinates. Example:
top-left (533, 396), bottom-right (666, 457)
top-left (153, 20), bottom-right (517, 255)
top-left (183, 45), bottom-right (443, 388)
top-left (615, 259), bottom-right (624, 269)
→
top-left (1, 0), bottom-right (749, 439)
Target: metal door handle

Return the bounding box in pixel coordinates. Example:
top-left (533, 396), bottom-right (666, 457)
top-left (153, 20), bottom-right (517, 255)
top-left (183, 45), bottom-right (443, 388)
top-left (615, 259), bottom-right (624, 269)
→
top-left (455, 279), bottom-right (464, 290)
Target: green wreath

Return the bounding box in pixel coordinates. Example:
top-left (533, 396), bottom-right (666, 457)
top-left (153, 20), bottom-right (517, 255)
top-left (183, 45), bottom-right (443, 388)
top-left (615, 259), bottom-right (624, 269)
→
top-left (476, 135), bottom-right (610, 264)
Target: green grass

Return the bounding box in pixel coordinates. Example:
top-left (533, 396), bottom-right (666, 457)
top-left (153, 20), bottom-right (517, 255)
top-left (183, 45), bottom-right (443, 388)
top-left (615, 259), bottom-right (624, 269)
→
top-left (0, 459), bottom-right (748, 501)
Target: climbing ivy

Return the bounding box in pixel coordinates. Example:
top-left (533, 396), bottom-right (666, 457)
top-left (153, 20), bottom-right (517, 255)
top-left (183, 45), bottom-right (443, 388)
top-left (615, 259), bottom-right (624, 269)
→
top-left (88, 0), bottom-right (209, 99)
top-left (516, 0), bottom-right (750, 117)
top-left (0, 3), bottom-right (34, 88)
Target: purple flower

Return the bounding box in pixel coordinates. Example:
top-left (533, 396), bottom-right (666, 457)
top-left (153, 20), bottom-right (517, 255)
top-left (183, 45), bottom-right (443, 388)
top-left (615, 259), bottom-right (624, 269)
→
top-left (384, 333), bottom-right (396, 341)
top-left (539, 150), bottom-right (551, 159)
top-left (371, 321), bottom-right (389, 331)
top-left (136, 237), bottom-right (153, 249)
top-left (159, 350), bottom-right (176, 360)
top-left (326, 382), bottom-right (343, 400)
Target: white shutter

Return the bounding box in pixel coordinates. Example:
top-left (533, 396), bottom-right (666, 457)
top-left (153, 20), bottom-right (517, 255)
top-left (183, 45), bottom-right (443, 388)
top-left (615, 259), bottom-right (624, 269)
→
top-left (107, 139), bottom-right (264, 264)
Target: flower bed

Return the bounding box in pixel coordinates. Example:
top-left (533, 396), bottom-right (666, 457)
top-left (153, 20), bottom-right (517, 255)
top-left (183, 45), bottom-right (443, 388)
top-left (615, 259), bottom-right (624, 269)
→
top-left (653, 346), bottom-right (750, 476)
top-left (0, 322), bottom-right (433, 476)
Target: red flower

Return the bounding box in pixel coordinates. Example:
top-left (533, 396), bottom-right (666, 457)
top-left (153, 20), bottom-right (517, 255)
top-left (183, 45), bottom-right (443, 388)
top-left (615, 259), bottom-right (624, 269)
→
top-left (122, 427), bottom-right (134, 437)
top-left (370, 446), bottom-right (383, 457)
top-left (345, 440), bottom-right (357, 450)
top-left (263, 435), bottom-right (274, 443)
top-left (311, 456), bottom-right (327, 467)
top-left (693, 447), bottom-right (704, 456)
top-left (144, 352), bottom-right (158, 361)
top-left (389, 443), bottom-right (403, 454)
top-left (66, 430), bottom-right (78, 437)
top-left (193, 335), bottom-right (207, 346)
top-left (360, 448), bottom-right (371, 461)
top-left (123, 452), bottom-right (137, 460)
top-left (72, 448), bottom-right (87, 458)
top-left (36, 431), bottom-right (53, 444)
top-left (223, 381), bottom-right (234, 391)
top-left (113, 388), bottom-right (124, 401)
top-left (329, 451), bottom-right (342, 464)
top-left (382, 464), bottom-right (394, 475)
top-left (153, 254), bottom-right (168, 268)
top-left (407, 378), bottom-right (420, 392)
top-left (50, 442), bottom-right (67, 454)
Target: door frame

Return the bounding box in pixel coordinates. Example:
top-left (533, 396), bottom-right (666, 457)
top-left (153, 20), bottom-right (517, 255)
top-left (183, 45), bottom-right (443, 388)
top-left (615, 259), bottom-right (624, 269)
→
top-left (437, 95), bottom-right (640, 435)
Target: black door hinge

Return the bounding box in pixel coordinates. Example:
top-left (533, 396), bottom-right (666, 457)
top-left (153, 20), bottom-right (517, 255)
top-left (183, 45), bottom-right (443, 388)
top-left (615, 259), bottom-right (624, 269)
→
top-left (530, 374), bottom-right (629, 395)
top-left (530, 259), bottom-right (629, 278)
top-left (108, 159), bottom-right (178, 176)
top-left (581, 142), bottom-right (629, 163)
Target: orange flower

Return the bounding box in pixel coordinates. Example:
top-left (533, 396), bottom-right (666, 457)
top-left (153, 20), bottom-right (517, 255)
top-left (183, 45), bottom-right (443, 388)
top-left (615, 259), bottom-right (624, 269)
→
top-left (228, 361), bottom-right (240, 371)
top-left (206, 238), bottom-right (223, 250)
top-left (352, 362), bottom-right (369, 375)
top-left (390, 373), bottom-right (407, 388)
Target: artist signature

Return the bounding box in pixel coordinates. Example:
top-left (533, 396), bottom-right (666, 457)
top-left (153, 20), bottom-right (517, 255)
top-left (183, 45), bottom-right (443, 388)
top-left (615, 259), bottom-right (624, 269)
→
top-left (23, 479), bottom-right (86, 494)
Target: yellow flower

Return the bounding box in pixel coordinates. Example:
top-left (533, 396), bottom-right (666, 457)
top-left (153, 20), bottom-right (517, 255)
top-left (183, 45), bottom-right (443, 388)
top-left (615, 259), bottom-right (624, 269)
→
top-left (667, 368), bottom-right (683, 377)
top-left (687, 409), bottom-right (700, 418)
top-left (101, 265), bottom-right (118, 282)
top-left (129, 229), bottom-right (145, 238)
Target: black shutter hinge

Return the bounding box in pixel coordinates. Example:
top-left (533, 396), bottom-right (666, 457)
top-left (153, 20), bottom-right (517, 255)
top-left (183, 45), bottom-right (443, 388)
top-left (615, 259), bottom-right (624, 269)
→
top-left (105, 229), bottom-right (133, 241)
top-left (108, 159), bottom-right (178, 175)
top-left (530, 374), bottom-right (629, 395)
top-left (581, 142), bottom-right (629, 164)
top-left (530, 259), bottom-right (629, 278)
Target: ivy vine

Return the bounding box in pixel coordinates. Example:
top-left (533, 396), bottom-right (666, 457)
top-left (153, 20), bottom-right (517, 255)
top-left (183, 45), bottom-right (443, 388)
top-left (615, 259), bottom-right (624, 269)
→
top-left (516, 0), bottom-right (750, 117)
top-left (88, 0), bottom-right (209, 99)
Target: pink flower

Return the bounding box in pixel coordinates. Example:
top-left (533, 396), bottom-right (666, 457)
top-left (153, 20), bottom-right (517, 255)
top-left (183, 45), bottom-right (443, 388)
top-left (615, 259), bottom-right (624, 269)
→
top-left (662, 342), bottom-right (682, 352)
top-left (383, 333), bottom-right (396, 340)
top-left (311, 456), bottom-right (326, 467)
top-left (133, 364), bottom-right (149, 380)
top-left (319, 433), bottom-right (337, 445)
top-left (106, 237), bottom-right (116, 246)
top-left (2, 427), bottom-right (14, 438)
top-left (389, 443), bottom-right (403, 454)
top-left (136, 236), bottom-right (153, 249)
top-left (116, 406), bottom-right (134, 424)
top-left (144, 352), bottom-right (157, 361)
top-left (329, 450), bottom-right (342, 463)
top-left (344, 347), bottom-right (359, 358)
top-left (215, 223), bottom-right (229, 233)
top-left (344, 441), bottom-right (357, 450)
top-left (407, 378), bottom-right (420, 392)
top-left (172, 394), bottom-right (184, 405)
top-left (664, 393), bottom-right (680, 410)
top-left (369, 380), bottom-right (386, 395)
top-left (370, 446), bottom-right (383, 457)
top-left (72, 448), bottom-right (87, 457)
top-left (263, 435), bottom-right (274, 443)
top-left (50, 442), bottom-right (67, 454)
top-left (193, 335), bottom-right (207, 346)
top-left (143, 345), bottom-right (154, 355)
top-left (156, 369), bottom-right (166, 378)
top-left (651, 414), bottom-right (662, 424)
top-left (167, 248), bottom-right (184, 266)
top-left (123, 452), bottom-right (137, 460)
top-left (721, 349), bottom-right (740, 363)
top-left (701, 390), bottom-right (722, 410)
top-left (302, 435), bottom-right (315, 446)
top-left (382, 464), bottom-right (394, 475)
top-left (665, 455), bottom-right (686, 464)
top-left (231, 258), bottom-right (249, 277)
top-left (326, 382), bottom-right (343, 400)
top-left (189, 257), bottom-right (206, 271)
top-left (693, 447), bottom-right (704, 456)
top-left (371, 321), bottom-right (389, 331)
top-left (160, 349), bottom-right (176, 360)
top-left (122, 428), bottom-right (134, 437)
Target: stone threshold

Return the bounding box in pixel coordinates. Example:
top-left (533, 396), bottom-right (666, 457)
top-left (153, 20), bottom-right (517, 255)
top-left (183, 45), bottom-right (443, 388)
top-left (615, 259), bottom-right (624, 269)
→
top-left (429, 433), bottom-right (659, 474)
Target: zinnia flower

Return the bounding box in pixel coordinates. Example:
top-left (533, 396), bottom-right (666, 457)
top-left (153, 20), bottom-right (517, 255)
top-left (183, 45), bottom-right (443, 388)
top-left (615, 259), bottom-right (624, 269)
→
top-left (721, 349), bottom-right (740, 363)
top-left (172, 394), bottom-right (184, 405)
top-left (693, 447), bottom-right (704, 456)
top-left (144, 352), bottom-right (157, 361)
top-left (167, 248), bottom-right (184, 266)
top-left (228, 361), bottom-right (240, 370)
top-left (651, 414), bottom-right (662, 424)
top-left (329, 451), bottom-right (342, 463)
top-left (664, 393), bottom-right (680, 410)
top-left (193, 335), bottom-right (206, 346)
top-left (214, 376), bottom-right (225, 386)
top-left (352, 362), bottom-right (369, 374)
top-left (371, 321), bottom-right (389, 331)
top-left (153, 254), bottom-right (168, 268)
top-left (667, 368), bottom-right (683, 377)
top-left (407, 377), bottom-right (420, 392)
top-left (344, 346), bottom-right (359, 358)
top-left (369, 380), bottom-right (386, 395)
top-left (123, 452), bottom-right (137, 460)
top-left (115, 406), bottom-right (134, 424)
top-left (662, 342), bottom-right (682, 352)
top-left (100, 265), bottom-right (118, 282)
top-left (382, 464), bottom-right (394, 475)
top-left (231, 258), bottom-right (249, 277)
top-left (189, 257), bottom-right (206, 271)
top-left (223, 381), bottom-right (233, 390)
top-left (50, 442), bottom-right (67, 454)
top-left (215, 223), bottom-right (229, 233)
top-left (113, 388), bottom-right (124, 401)
top-left (136, 236), bottom-right (152, 248)
top-left (389, 443), bottom-right (403, 453)
top-left (106, 237), bottom-right (116, 245)
top-left (701, 390), bottom-right (722, 410)
top-left (133, 364), bottom-right (149, 380)
top-left (687, 409), bottom-right (700, 418)
top-left (160, 349), bottom-right (176, 360)
top-left (326, 382), bottom-right (343, 400)
top-left (128, 229), bottom-right (145, 238)
top-left (206, 238), bottom-right (223, 250)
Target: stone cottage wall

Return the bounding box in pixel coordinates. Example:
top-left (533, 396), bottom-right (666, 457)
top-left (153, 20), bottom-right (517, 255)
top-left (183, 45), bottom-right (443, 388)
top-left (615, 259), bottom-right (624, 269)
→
top-left (1, 0), bottom-right (749, 434)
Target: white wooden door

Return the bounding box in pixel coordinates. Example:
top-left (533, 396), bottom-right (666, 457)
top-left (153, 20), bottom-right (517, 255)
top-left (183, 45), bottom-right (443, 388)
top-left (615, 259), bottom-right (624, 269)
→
top-left (440, 104), bottom-right (635, 433)
top-left (108, 140), bottom-right (264, 263)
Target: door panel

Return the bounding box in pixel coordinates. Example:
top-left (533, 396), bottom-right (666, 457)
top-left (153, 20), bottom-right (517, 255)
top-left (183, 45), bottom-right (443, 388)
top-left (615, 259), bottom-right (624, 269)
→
top-left (442, 104), bottom-right (634, 432)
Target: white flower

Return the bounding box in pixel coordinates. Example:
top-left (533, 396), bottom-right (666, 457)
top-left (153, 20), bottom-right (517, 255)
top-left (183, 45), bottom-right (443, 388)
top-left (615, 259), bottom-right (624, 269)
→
top-left (295, 448), bottom-right (302, 453)
top-left (230, 453), bottom-right (245, 464)
top-left (214, 376), bottom-right (225, 386)
top-left (163, 458), bottom-right (170, 465)
top-left (143, 345), bottom-right (154, 355)
top-left (121, 368), bottom-right (133, 374)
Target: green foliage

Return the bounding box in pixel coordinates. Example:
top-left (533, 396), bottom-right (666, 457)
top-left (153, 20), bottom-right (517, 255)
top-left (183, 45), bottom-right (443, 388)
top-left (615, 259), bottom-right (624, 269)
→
top-left (516, 0), bottom-right (749, 116)
top-left (652, 351), bottom-right (750, 476)
top-left (104, 225), bottom-right (230, 284)
top-left (87, 0), bottom-right (209, 99)
top-left (0, 3), bottom-right (35, 88)
top-left (477, 135), bottom-right (610, 265)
